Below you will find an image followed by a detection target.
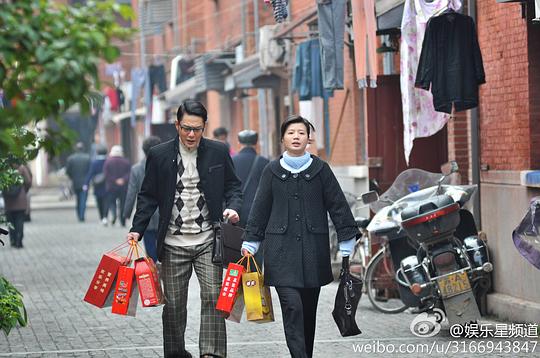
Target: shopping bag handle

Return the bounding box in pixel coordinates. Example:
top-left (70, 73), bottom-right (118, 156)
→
top-left (245, 254), bottom-right (261, 274)
top-left (107, 240), bottom-right (133, 254)
top-left (236, 255), bottom-right (248, 266)
top-left (341, 256), bottom-right (350, 273)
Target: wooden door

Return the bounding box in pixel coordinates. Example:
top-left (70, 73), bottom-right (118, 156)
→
top-left (366, 75), bottom-right (448, 191)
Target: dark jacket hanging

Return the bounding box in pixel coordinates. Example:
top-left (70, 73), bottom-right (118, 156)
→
top-left (415, 11), bottom-right (485, 114)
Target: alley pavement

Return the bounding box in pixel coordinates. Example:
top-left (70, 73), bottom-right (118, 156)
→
top-left (0, 193), bottom-right (538, 357)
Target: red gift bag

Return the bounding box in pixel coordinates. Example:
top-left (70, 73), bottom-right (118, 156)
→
top-left (135, 257), bottom-right (163, 307)
top-left (111, 265), bottom-right (138, 316)
top-left (216, 257), bottom-right (247, 315)
top-left (84, 250), bottom-right (130, 308)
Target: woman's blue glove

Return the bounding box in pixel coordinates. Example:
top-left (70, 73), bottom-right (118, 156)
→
top-left (241, 241), bottom-right (261, 255)
top-left (339, 237), bottom-right (356, 257)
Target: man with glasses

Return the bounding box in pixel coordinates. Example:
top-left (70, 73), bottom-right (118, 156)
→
top-left (127, 100), bottom-right (242, 358)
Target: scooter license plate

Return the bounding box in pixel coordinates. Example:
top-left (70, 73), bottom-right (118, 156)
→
top-left (437, 271), bottom-right (471, 298)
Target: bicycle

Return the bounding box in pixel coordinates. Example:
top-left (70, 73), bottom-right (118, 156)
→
top-left (361, 237), bottom-right (408, 314)
top-left (349, 199), bottom-right (407, 314)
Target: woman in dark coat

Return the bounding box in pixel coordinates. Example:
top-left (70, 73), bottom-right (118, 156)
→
top-left (241, 115), bottom-right (360, 358)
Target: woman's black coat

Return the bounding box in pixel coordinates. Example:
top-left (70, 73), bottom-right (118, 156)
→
top-left (244, 156), bottom-right (360, 288)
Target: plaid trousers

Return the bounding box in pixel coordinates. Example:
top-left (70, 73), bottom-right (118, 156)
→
top-left (162, 241), bottom-right (226, 358)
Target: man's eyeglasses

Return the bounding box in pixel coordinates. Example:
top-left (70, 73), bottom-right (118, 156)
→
top-left (179, 125), bottom-right (204, 134)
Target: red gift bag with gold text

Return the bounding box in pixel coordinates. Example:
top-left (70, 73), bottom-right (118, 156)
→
top-left (135, 257), bottom-right (163, 307)
top-left (216, 256), bottom-right (247, 315)
top-left (111, 265), bottom-right (138, 316)
top-left (84, 245), bottom-right (131, 308)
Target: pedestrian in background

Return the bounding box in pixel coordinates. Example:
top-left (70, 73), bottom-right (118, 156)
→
top-left (232, 129), bottom-right (269, 228)
top-left (126, 100), bottom-right (242, 358)
top-left (213, 126), bottom-right (235, 156)
top-left (83, 144), bottom-right (108, 225)
top-left (3, 162), bottom-right (32, 248)
top-left (66, 142), bottom-right (91, 222)
top-left (103, 145), bottom-right (130, 227)
top-left (123, 136), bottom-right (161, 262)
top-left (241, 115), bottom-right (360, 358)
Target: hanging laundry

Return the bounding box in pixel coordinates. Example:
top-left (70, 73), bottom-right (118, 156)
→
top-left (351, 0), bottom-right (378, 88)
top-left (149, 64), bottom-right (167, 94)
top-left (299, 97), bottom-right (325, 150)
top-left (293, 39), bottom-right (332, 101)
top-left (104, 86), bottom-right (119, 112)
top-left (400, 0), bottom-right (461, 164)
top-left (130, 67), bottom-right (147, 127)
top-left (270, 0), bottom-right (288, 23)
top-left (416, 11), bottom-right (485, 114)
top-left (116, 87), bottom-right (125, 112)
top-left (317, 0), bottom-right (346, 90)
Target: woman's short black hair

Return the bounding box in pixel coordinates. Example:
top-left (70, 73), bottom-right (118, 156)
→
top-left (177, 100), bottom-right (208, 122)
top-left (280, 115), bottom-right (315, 139)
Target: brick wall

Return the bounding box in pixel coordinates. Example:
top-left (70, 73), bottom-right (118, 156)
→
top-left (527, 0), bottom-right (540, 169)
top-left (477, 0), bottom-right (530, 170)
top-left (447, 112), bottom-right (470, 184)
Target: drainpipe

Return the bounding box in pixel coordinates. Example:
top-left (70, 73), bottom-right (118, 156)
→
top-left (468, 0), bottom-right (481, 229)
top-left (241, 0), bottom-right (247, 57)
top-left (254, 0), bottom-right (260, 51)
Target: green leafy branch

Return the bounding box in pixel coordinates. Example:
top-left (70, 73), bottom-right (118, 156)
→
top-left (0, 276), bottom-right (27, 336)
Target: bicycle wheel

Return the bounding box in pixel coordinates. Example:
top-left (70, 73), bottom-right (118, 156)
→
top-left (365, 248), bottom-right (408, 314)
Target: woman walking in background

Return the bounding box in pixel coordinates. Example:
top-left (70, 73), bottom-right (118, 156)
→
top-left (83, 144), bottom-right (108, 225)
top-left (103, 145), bottom-right (130, 227)
top-left (241, 115), bottom-right (360, 358)
top-left (3, 162), bottom-right (32, 248)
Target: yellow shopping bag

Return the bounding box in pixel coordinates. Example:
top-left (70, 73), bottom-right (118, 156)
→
top-left (242, 255), bottom-right (274, 323)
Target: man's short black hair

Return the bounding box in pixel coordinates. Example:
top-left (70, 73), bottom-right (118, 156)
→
top-left (142, 136), bottom-right (161, 156)
top-left (280, 115), bottom-right (315, 139)
top-left (213, 127), bottom-right (228, 138)
top-left (177, 100), bottom-right (208, 122)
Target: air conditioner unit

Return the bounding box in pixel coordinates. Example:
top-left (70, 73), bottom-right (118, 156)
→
top-left (259, 25), bottom-right (291, 70)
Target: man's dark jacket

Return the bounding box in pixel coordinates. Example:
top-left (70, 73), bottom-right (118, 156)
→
top-left (232, 147), bottom-right (269, 228)
top-left (415, 11), bottom-right (485, 114)
top-left (130, 136), bottom-right (243, 261)
top-left (244, 156), bottom-right (360, 288)
top-left (66, 152), bottom-right (90, 191)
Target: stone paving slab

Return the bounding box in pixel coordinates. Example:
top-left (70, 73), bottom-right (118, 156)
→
top-left (0, 208), bottom-right (537, 357)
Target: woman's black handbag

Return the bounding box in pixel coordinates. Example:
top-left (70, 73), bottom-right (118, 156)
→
top-left (211, 221), bottom-right (245, 268)
top-left (332, 256), bottom-right (363, 337)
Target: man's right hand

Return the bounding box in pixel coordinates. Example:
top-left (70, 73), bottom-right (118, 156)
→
top-left (126, 232), bottom-right (141, 242)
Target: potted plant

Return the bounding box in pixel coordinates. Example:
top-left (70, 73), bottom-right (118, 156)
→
top-left (0, 229), bottom-right (28, 336)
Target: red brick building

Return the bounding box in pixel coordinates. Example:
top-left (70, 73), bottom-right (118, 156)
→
top-left (95, 0), bottom-right (540, 322)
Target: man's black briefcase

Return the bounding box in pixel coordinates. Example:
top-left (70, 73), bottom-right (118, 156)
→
top-left (212, 222), bottom-right (245, 268)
